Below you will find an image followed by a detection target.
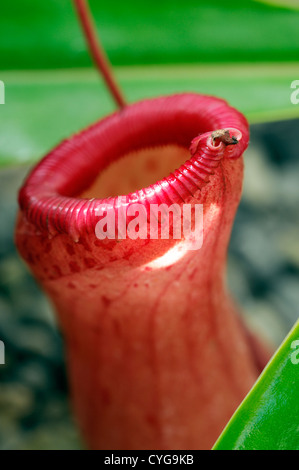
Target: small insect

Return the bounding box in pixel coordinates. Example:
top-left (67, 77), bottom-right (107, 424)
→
top-left (211, 129), bottom-right (239, 145)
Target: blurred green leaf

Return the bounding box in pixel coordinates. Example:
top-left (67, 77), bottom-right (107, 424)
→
top-left (1, 1), bottom-right (299, 167)
top-left (254, 0), bottom-right (299, 11)
top-left (213, 319), bottom-right (299, 450)
top-left (1, 0), bottom-right (299, 69)
top-left (1, 64), bottom-right (298, 167)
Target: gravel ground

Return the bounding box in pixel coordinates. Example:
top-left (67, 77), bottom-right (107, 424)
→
top-left (0, 119), bottom-right (298, 449)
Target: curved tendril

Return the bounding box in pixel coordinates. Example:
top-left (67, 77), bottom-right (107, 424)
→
top-left (73, 0), bottom-right (127, 109)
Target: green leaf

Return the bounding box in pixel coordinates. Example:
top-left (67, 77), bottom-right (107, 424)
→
top-left (1, 0), bottom-right (299, 69)
top-left (213, 319), bottom-right (299, 450)
top-left (1, 1), bottom-right (299, 167)
top-left (254, 0), bottom-right (299, 11)
top-left (1, 64), bottom-right (299, 167)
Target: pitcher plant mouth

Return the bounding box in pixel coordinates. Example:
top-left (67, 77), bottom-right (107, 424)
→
top-left (18, 93), bottom-right (248, 242)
